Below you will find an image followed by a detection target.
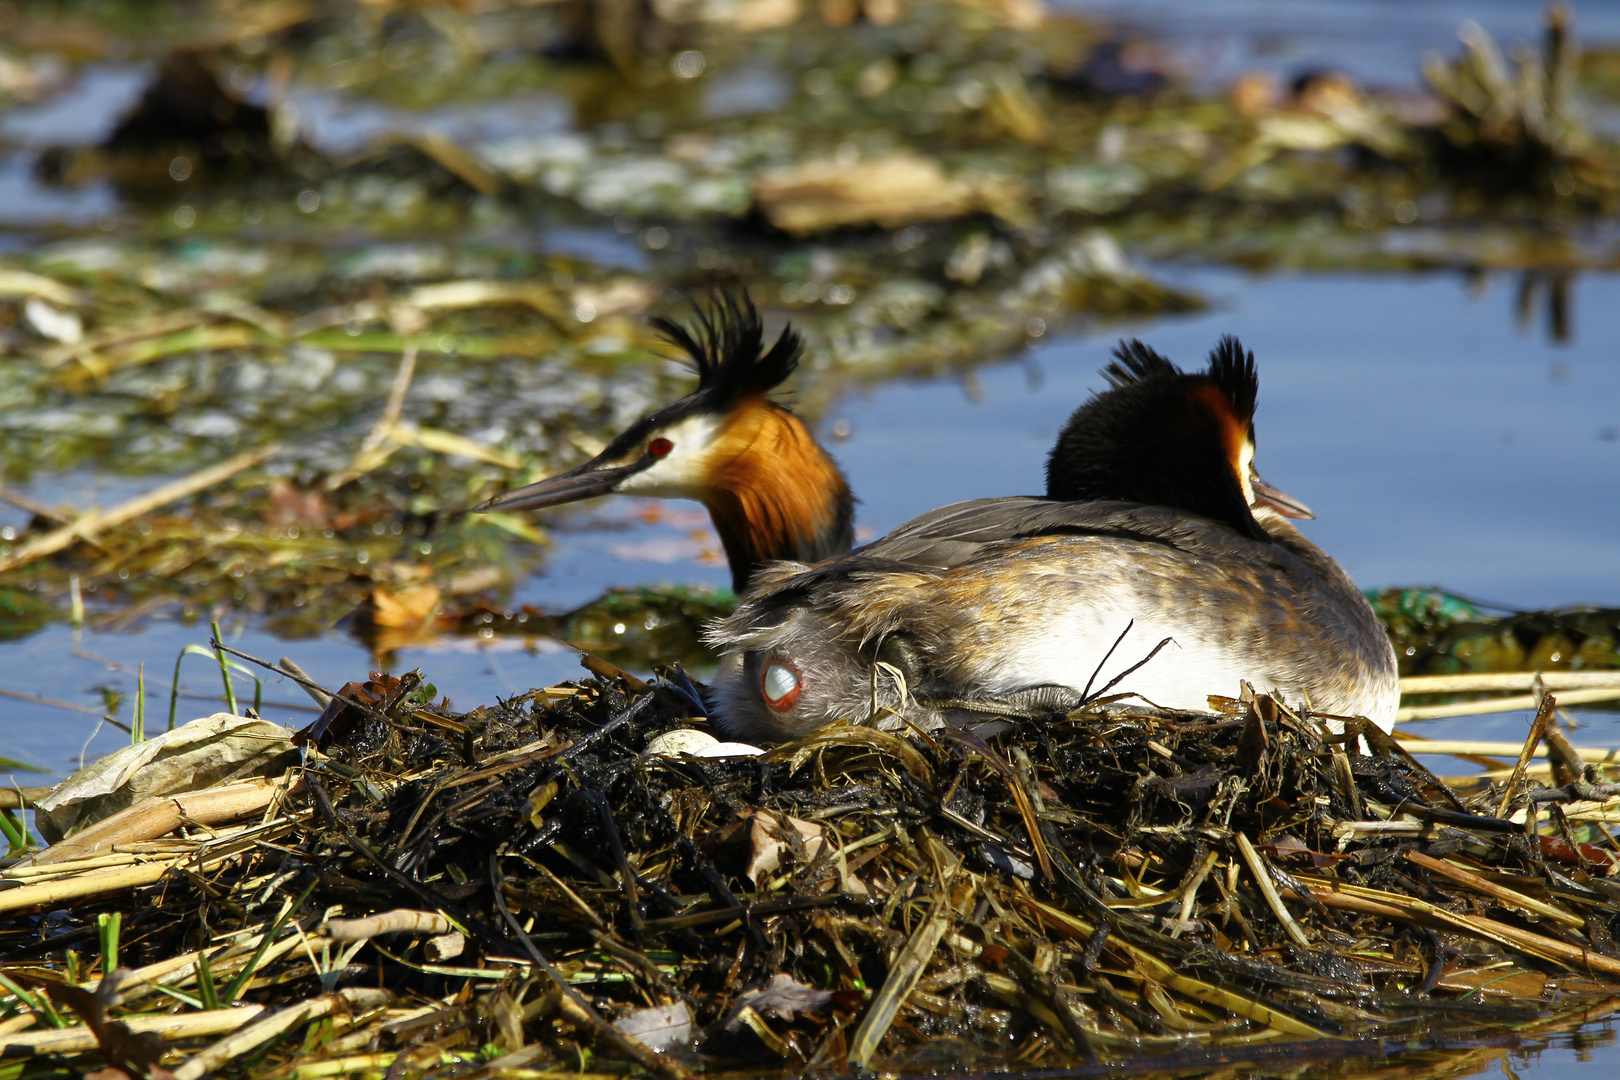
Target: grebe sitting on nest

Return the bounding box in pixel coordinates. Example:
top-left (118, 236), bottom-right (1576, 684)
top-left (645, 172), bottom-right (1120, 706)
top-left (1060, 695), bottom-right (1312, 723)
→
top-left (706, 336), bottom-right (1399, 741)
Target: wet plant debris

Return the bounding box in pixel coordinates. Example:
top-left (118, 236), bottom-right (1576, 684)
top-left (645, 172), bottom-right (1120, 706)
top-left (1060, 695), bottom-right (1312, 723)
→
top-left (3, 670), bottom-right (1620, 1076)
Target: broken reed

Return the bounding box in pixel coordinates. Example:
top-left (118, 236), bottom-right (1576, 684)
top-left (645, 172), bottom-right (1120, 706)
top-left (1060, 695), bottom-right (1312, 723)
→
top-left (3, 680), bottom-right (1620, 1077)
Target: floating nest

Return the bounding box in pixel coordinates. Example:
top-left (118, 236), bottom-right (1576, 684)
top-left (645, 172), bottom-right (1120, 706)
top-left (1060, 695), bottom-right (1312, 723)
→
top-left (3, 662), bottom-right (1620, 1079)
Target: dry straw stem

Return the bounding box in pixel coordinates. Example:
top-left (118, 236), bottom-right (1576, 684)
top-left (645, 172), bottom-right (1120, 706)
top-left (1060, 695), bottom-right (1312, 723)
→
top-left (1508, 796), bottom-right (1620, 824)
top-left (1394, 736), bottom-right (1620, 765)
top-left (0, 788), bottom-right (51, 810)
top-left (4, 851), bottom-right (145, 879)
top-left (1497, 694), bottom-right (1555, 818)
top-left (37, 309), bottom-right (206, 370)
top-left (325, 909), bottom-right (453, 942)
top-left (1404, 850), bottom-right (1585, 929)
top-left (0, 1004), bottom-right (268, 1056)
top-left (1292, 876), bottom-right (1620, 979)
top-left (324, 346), bottom-right (416, 492)
top-left (0, 817), bottom-right (291, 913)
top-left (114, 923), bottom-right (313, 998)
top-left (393, 133), bottom-right (501, 196)
top-left (0, 484), bottom-right (69, 525)
top-left (1021, 896), bottom-right (1331, 1038)
top-left (1401, 672), bottom-right (1620, 694)
top-left (1398, 686), bottom-right (1620, 722)
top-left (172, 987), bottom-right (392, 1080)
top-left (1234, 832), bottom-right (1310, 950)
top-left (387, 422), bottom-right (522, 469)
top-left (285, 1051), bottom-right (400, 1078)
top-left (0, 268), bottom-right (86, 307)
top-left (0, 858), bottom-right (181, 914)
top-left (849, 835), bottom-right (966, 1067)
top-left (29, 776), bottom-right (296, 866)
top-left (0, 442), bottom-right (281, 574)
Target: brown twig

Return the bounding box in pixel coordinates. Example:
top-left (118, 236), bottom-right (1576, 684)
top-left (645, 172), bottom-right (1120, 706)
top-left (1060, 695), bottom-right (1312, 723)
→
top-left (0, 443), bottom-right (282, 574)
top-left (323, 345), bottom-right (417, 492)
top-left (1496, 693), bottom-right (1556, 819)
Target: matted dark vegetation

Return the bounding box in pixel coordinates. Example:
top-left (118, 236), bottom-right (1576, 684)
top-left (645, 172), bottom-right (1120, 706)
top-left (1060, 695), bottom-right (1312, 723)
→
top-left (4, 663), bottom-right (1620, 1078)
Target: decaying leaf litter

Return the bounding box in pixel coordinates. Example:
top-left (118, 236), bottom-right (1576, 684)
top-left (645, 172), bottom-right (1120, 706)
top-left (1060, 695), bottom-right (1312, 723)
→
top-left (6, 0), bottom-right (1620, 659)
top-left (4, 1), bottom-right (1620, 1074)
top-left (5, 666), bottom-right (1620, 1077)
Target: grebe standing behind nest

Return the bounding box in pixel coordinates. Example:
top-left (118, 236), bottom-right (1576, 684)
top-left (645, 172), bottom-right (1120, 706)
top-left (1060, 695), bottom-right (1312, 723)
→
top-left (475, 293), bottom-right (854, 594)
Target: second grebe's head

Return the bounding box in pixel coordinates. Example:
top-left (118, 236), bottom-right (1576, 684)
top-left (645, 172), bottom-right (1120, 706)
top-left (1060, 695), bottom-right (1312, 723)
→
top-left (474, 291), bottom-right (854, 590)
top-left (1044, 335), bottom-right (1311, 540)
top-left (476, 292), bottom-right (803, 511)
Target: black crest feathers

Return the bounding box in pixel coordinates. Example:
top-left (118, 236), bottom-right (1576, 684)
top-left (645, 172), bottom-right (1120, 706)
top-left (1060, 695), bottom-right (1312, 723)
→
top-left (651, 291), bottom-right (803, 409)
top-left (1044, 334), bottom-right (1269, 541)
top-left (1205, 334), bottom-right (1257, 422)
top-left (1102, 339), bottom-right (1177, 389)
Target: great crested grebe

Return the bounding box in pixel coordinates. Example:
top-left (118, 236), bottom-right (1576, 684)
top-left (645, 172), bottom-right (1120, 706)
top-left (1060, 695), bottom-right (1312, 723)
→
top-left (707, 336), bottom-right (1399, 741)
top-left (474, 293), bottom-right (854, 594)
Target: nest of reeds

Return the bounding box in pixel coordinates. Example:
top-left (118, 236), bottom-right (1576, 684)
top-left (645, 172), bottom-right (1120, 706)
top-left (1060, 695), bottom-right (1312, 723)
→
top-left (4, 665), bottom-right (1620, 1079)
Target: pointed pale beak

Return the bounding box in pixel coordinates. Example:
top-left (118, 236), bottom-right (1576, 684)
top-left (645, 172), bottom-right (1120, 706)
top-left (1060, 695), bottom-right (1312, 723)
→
top-left (1250, 470), bottom-right (1314, 520)
top-left (473, 456), bottom-right (647, 513)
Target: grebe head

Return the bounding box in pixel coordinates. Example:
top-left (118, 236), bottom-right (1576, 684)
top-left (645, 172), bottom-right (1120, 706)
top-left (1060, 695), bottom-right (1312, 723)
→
top-left (474, 292), bottom-right (854, 592)
top-left (1045, 335), bottom-right (1311, 539)
top-left (709, 607), bottom-right (880, 742)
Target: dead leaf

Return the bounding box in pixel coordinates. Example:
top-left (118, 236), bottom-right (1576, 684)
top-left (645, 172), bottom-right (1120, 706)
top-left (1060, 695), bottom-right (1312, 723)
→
top-left (294, 671), bottom-right (403, 748)
top-left (724, 973), bottom-right (833, 1030)
top-left (744, 810), bottom-right (829, 885)
top-left (41, 973), bottom-right (174, 1078)
top-left (1230, 71), bottom-right (1279, 117)
top-left (370, 583), bottom-right (442, 630)
top-left (262, 479), bottom-right (328, 530)
top-left (753, 153), bottom-right (1024, 234)
top-left (613, 1002), bottom-right (692, 1051)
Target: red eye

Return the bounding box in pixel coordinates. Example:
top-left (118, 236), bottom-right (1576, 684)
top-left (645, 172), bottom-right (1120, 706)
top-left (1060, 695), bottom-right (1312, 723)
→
top-left (648, 438), bottom-right (673, 458)
top-left (760, 660), bottom-right (802, 713)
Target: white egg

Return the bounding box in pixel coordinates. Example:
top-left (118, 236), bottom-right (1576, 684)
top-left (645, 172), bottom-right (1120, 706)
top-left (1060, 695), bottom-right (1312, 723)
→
top-left (642, 729), bottom-right (720, 758)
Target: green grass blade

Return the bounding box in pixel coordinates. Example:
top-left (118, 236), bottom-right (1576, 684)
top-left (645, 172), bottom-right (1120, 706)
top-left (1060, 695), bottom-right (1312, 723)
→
top-left (170, 643), bottom-right (231, 729)
top-left (0, 809), bottom-right (26, 858)
top-left (222, 879), bottom-right (315, 1004)
top-left (132, 662), bottom-right (145, 744)
top-left (97, 912), bottom-right (120, 974)
top-left (223, 660), bottom-right (264, 717)
top-left (0, 972), bottom-right (64, 1029)
top-left (196, 949), bottom-right (221, 1011)
top-left (210, 620), bottom-right (238, 715)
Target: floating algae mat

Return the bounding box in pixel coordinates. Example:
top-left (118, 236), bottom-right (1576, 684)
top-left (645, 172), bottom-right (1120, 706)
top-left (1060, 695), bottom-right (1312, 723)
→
top-left (3, 666), bottom-right (1620, 1078)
